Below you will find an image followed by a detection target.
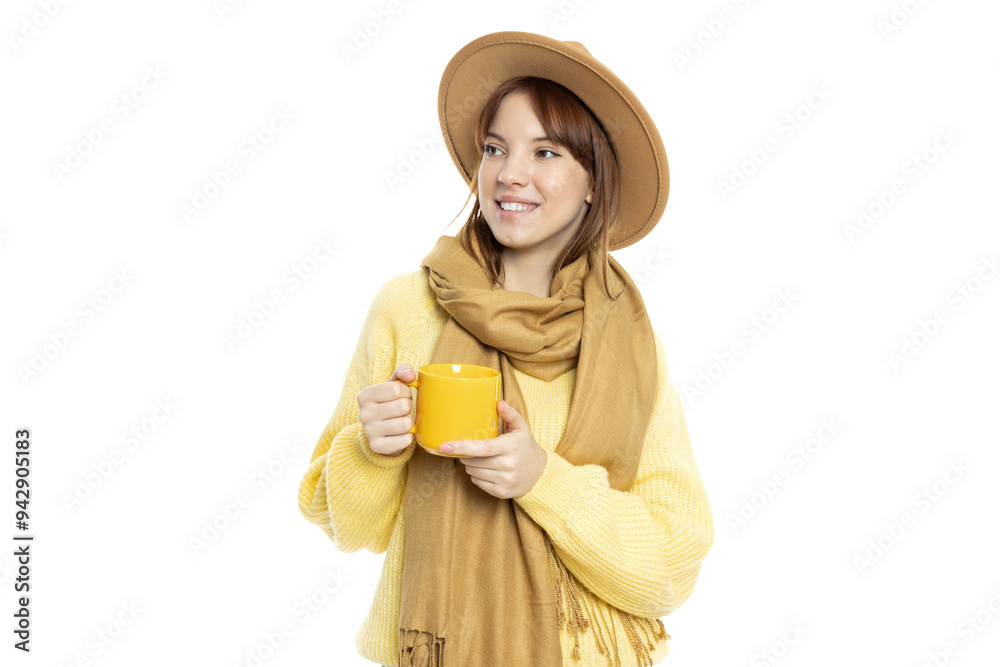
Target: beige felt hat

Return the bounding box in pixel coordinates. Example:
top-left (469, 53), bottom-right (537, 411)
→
top-left (438, 31), bottom-right (670, 251)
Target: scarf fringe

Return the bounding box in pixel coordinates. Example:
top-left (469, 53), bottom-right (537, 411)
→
top-left (399, 628), bottom-right (446, 667)
top-left (547, 540), bottom-right (670, 667)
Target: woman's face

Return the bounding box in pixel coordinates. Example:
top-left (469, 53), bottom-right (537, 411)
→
top-left (478, 91), bottom-right (593, 262)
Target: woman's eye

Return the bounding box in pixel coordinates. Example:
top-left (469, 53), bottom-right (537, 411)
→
top-left (482, 145), bottom-right (558, 158)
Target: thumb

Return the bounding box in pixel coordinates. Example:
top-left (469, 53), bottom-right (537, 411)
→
top-left (499, 400), bottom-right (521, 428)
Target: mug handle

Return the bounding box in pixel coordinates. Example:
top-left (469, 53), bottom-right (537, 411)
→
top-left (402, 376), bottom-right (419, 434)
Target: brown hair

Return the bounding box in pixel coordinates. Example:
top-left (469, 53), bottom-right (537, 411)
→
top-left (448, 76), bottom-right (622, 299)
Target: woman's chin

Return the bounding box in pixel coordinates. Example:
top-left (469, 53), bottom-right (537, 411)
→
top-left (486, 220), bottom-right (520, 246)
top-left (492, 230), bottom-right (531, 251)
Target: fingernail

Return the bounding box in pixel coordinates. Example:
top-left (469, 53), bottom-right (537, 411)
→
top-left (439, 443), bottom-right (452, 453)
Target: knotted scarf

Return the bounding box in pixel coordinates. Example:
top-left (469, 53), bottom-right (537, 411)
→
top-left (398, 233), bottom-right (659, 666)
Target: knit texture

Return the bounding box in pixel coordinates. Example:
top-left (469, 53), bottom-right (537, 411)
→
top-left (298, 269), bottom-right (714, 667)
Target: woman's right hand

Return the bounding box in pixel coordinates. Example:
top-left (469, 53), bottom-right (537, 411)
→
top-left (356, 364), bottom-right (418, 457)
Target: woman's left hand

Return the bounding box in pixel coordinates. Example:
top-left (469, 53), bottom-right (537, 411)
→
top-left (439, 400), bottom-right (547, 500)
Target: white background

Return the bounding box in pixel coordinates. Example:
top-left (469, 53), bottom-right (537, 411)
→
top-left (2, 1), bottom-right (999, 666)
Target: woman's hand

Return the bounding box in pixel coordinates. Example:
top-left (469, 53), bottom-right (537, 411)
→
top-left (439, 400), bottom-right (548, 499)
top-left (356, 364), bottom-right (418, 457)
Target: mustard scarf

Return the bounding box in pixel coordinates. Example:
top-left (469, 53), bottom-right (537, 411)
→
top-left (398, 233), bottom-right (662, 666)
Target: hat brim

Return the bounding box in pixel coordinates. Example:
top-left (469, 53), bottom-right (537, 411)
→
top-left (438, 31), bottom-right (669, 251)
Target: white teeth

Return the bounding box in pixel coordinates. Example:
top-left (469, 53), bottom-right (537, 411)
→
top-left (499, 201), bottom-right (535, 211)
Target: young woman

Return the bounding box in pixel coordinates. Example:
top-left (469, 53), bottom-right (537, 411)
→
top-left (298, 31), bottom-right (714, 667)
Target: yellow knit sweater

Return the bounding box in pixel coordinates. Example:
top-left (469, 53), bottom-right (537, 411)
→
top-left (298, 269), bottom-right (714, 666)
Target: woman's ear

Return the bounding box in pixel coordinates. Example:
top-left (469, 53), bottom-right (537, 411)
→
top-left (585, 189), bottom-right (594, 204)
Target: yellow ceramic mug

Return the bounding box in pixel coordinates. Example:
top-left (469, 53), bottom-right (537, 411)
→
top-left (402, 363), bottom-right (501, 458)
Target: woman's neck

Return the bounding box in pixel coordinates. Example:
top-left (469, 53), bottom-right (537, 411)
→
top-left (498, 251), bottom-right (553, 298)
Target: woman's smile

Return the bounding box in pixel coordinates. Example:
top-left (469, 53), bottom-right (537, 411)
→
top-left (495, 198), bottom-right (539, 219)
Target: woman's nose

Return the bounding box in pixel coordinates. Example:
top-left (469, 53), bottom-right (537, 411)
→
top-left (498, 156), bottom-right (529, 186)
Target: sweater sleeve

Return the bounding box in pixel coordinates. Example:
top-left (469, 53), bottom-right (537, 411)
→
top-left (297, 274), bottom-right (422, 554)
top-left (514, 329), bottom-right (714, 618)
